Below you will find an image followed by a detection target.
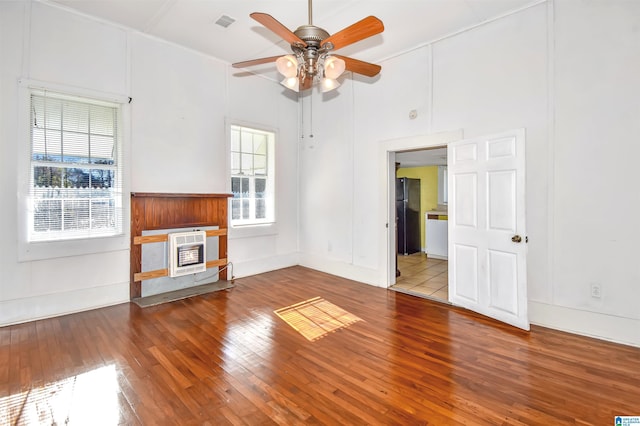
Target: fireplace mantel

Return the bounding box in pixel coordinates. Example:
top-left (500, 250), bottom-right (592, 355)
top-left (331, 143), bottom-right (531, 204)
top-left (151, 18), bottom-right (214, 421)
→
top-left (130, 192), bottom-right (232, 300)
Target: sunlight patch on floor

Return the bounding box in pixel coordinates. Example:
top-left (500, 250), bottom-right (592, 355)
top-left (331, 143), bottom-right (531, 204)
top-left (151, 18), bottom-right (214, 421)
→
top-left (0, 364), bottom-right (119, 425)
top-left (274, 297), bottom-right (363, 341)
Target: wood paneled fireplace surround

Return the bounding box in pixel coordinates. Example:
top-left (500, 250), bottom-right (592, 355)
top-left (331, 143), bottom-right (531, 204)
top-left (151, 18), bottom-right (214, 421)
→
top-left (130, 192), bottom-right (232, 301)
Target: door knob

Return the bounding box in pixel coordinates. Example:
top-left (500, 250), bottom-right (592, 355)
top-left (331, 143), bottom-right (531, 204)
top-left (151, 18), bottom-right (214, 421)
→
top-left (511, 235), bottom-right (522, 243)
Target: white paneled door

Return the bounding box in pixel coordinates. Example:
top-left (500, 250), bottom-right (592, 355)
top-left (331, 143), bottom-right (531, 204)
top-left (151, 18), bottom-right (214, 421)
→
top-left (448, 130), bottom-right (528, 330)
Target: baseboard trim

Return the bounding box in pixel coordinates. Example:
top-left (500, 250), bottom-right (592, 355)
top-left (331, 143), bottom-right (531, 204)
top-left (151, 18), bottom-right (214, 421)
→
top-left (230, 253), bottom-right (299, 279)
top-left (298, 254), bottom-right (382, 287)
top-left (0, 281), bottom-right (129, 327)
top-left (529, 301), bottom-right (640, 348)
top-left (133, 280), bottom-right (234, 308)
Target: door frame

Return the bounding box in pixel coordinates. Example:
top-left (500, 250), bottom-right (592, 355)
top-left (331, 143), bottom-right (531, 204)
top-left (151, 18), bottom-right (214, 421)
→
top-left (380, 129), bottom-right (529, 331)
top-left (378, 130), bottom-right (463, 287)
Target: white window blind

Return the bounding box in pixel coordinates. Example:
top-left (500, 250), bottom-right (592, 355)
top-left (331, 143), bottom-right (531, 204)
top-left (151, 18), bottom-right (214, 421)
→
top-left (29, 91), bottom-right (123, 241)
top-left (230, 125), bottom-right (275, 225)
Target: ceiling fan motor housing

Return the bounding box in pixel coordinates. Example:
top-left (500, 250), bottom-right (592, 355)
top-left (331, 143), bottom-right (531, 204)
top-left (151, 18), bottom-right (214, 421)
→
top-left (294, 25), bottom-right (330, 46)
top-left (293, 25), bottom-right (332, 77)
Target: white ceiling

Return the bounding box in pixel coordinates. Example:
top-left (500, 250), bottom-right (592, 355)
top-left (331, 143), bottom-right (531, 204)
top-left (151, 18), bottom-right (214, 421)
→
top-left (47, 0), bottom-right (540, 71)
top-left (396, 147), bottom-right (447, 168)
top-left (45, 0), bottom-right (539, 167)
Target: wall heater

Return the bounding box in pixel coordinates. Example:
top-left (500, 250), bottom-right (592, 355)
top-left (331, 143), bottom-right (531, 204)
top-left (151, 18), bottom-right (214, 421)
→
top-left (168, 230), bottom-right (207, 277)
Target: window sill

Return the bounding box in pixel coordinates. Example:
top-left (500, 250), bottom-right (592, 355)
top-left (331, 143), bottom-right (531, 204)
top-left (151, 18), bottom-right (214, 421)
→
top-left (18, 233), bottom-right (129, 262)
top-left (229, 222), bottom-right (278, 240)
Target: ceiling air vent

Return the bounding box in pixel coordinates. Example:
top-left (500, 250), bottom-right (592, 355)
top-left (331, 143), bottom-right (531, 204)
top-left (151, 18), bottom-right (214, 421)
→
top-left (215, 15), bottom-right (236, 28)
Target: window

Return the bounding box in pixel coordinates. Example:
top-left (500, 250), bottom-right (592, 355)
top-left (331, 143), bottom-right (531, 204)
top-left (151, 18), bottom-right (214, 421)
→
top-left (230, 124), bottom-right (275, 226)
top-left (438, 165), bottom-right (448, 205)
top-left (28, 90), bottom-right (123, 242)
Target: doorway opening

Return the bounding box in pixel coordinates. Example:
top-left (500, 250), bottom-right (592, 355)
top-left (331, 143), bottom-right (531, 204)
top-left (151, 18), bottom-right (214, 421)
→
top-left (381, 129), bottom-right (528, 330)
top-left (390, 146), bottom-right (449, 303)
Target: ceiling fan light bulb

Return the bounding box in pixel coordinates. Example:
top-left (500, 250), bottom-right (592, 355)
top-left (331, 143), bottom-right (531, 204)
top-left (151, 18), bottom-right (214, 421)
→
top-left (321, 77), bottom-right (340, 93)
top-left (281, 77), bottom-right (300, 92)
top-left (324, 56), bottom-right (346, 79)
top-left (276, 55), bottom-right (298, 78)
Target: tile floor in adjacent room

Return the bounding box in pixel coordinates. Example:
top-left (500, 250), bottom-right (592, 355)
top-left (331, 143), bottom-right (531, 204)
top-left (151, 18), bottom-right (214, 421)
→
top-left (392, 252), bottom-right (449, 302)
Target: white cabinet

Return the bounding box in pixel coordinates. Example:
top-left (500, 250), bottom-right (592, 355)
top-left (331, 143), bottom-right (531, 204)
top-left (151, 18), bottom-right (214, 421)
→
top-left (425, 213), bottom-right (448, 259)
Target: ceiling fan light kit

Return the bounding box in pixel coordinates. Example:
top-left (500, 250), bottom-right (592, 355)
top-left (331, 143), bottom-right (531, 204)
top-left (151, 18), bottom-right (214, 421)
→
top-left (320, 77), bottom-right (340, 93)
top-left (276, 55), bottom-right (298, 78)
top-left (276, 54), bottom-right (345, 93)
top-left (281, 76), bottom-right (300, 92)
top-left (232, 0), bottom-right (384, 94)
top-left (323, 56), bottom-right (346, 80)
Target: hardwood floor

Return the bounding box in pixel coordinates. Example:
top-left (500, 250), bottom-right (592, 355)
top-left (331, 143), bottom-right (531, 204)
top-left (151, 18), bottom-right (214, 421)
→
top-left (1, 266), bottom-right (639, 425)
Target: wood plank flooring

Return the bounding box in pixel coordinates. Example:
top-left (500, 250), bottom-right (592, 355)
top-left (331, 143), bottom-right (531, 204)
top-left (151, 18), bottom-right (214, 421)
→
top-left (1, 266), bottom-right (639, 425)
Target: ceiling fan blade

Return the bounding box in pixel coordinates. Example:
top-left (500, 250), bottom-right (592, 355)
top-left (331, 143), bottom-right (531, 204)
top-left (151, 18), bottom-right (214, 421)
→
top-left (321, 16), bottom-right (384, 51)
top-left (334, 55), bottom-right (381, 77)
top-left (250, 12), bottom-right (307, 47)
top-left (232, 55), bottom-right (282, 68)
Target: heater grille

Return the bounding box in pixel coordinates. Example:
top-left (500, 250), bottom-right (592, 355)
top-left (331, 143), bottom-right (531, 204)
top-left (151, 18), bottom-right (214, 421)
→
top-left (168, 231), bottom-right (207, 277)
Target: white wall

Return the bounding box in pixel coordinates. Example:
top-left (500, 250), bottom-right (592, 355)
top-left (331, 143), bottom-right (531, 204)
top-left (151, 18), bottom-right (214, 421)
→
top-left (129, 34), bottom-right (227, 193)
top-left (296, 83), bottom-right (363, 280)
top-left (299, 1), bottom-right (640, 347)
top-left (0, 1), bottom-right (131, 325)
top-left (0, 1), bottom-right (299, 325)
top-left (225, 64), bottom-right (301, 277)
top-left (537, 0), bottom-right (640, 345)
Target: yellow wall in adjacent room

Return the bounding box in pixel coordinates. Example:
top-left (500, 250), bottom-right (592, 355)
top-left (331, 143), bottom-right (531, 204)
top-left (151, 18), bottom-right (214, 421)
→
top-left (397, 166), bottom-right (439, 250)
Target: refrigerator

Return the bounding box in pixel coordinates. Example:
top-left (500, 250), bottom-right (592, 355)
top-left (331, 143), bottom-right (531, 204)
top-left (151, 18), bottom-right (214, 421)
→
top-left (396, 177), bottom-right (421, 255)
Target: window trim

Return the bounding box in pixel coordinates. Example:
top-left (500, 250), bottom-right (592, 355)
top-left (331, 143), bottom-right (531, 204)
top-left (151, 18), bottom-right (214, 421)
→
top-left (226, 119), bottom-right (278, 239)
top-left (29, 91), bottom-right (122, 242)
top-left (17, 79), bottom-right (130, 261)
top-left (438, 165), bottom-right (448, 206)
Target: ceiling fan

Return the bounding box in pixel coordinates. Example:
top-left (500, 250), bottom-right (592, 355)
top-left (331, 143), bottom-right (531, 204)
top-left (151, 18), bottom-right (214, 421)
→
top-left (232, 0), bottom-right (384, 93)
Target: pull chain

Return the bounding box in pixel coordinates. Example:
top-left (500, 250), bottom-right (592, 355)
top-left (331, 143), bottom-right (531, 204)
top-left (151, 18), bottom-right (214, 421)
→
top-left (309, 90), bottom-right (314, 138)
top-left (300, 91), bottom-right (304, 139)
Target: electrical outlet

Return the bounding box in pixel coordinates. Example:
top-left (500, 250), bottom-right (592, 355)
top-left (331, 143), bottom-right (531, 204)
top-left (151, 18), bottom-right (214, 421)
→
top-left (590, 284), bottom-right (601, 299)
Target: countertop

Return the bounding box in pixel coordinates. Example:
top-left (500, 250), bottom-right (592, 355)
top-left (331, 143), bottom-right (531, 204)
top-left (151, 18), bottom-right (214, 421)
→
top-left (426, 210), bottom-right (448, 216)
